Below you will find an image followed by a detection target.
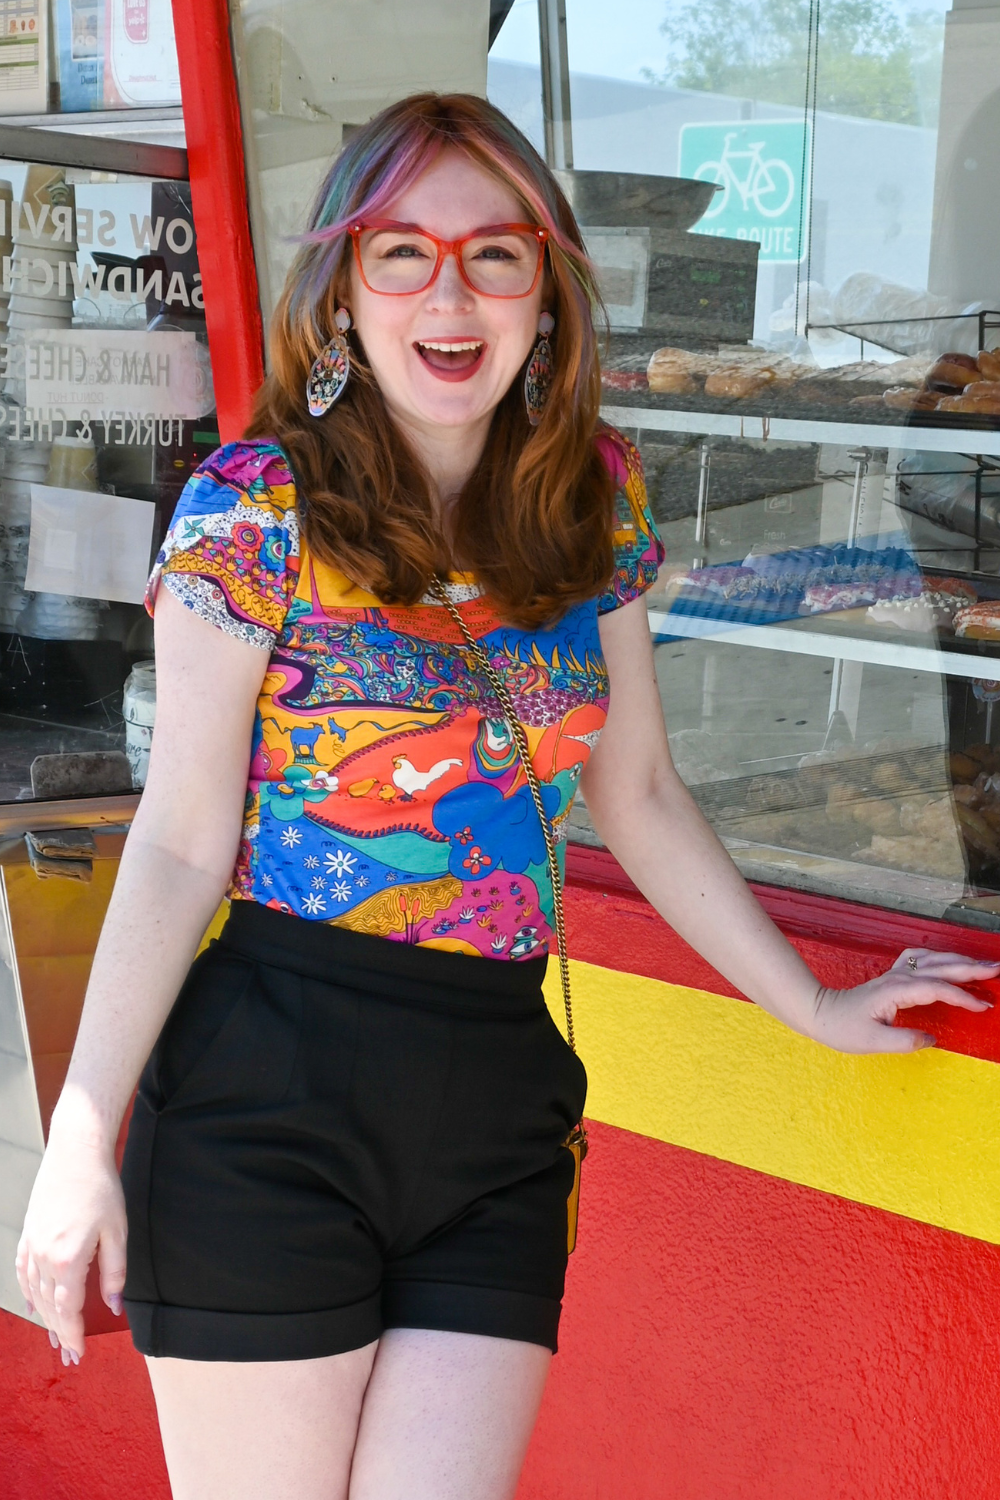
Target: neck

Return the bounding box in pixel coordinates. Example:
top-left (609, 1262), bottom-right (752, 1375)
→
top-left (391, 408), bottom-right (492, 525)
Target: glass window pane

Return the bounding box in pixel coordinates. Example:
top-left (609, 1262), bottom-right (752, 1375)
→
top-left (0, 156), bottom-right (218, 803)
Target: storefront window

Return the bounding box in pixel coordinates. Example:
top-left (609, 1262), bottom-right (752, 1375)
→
top-left (487, 1), bottom-right (1000, 928)
top-left (224, 1), bottom-right (1000, 931)
top-left (0, 141), bottom-right (217, 804)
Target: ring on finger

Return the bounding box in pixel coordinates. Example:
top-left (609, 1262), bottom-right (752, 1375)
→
top-left (907, 954), bottom-right (919, 971)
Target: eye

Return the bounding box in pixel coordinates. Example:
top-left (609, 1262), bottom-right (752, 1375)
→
top-left (472, 242), bottom-right (520, 262)
top-left (382, 241), bottom-right (431, 260)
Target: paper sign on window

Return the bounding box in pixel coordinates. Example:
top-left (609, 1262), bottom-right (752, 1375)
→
top-left (24, 485), bottom-right (155, 604)
top-left (22, 329), bottom-right (214, 419)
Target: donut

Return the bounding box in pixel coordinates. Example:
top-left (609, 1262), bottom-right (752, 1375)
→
top-left (924, 575), bottom-right (977, 603)
top-left (954, 602), bottom-right (1000, 638)
top-left (977, 347), bottom-right (1000, 381)
top-left (925, 352), bottom-right (980, 392)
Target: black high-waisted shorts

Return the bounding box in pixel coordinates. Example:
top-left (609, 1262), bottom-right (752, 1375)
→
top-left (121, 901), bottom-right (587, 1361)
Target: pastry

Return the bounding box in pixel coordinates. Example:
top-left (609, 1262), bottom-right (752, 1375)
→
top-left (646, 366), bottom-right (697, 395)
top-left (977, 347), bottom-right (1000, 381)
top-left (882, 386), bottom-right (940, 412)
top-left (851, 798), bottom-right (903, 836)
top-left (704, 366), bottom-right (776, 399)
top-left (954, 602), bottom-right (1000, 639)
top-left (925, 352), bottom-right (980, 392)
top-left (871, 760), bottom-right (917, 793)
top-left (936, 391), bottom-right (1000, 414)
top-left (867, 591), bottom-right (966, 630)
top-left (956, 802), bottom-right (1000, 859)
top-left (899, 794), bottom-right (956, 839)
top-left (859, 834), bottom-right (965, 878)
top-left (925, 576), bottom-right (977, 603)
top-left (950, 750), bottom-right (981, 782)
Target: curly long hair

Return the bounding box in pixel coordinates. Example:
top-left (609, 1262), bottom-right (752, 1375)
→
top-left (246, 92), bottom-right (614, 627)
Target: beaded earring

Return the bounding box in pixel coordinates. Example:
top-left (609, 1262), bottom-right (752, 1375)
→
top-left (524, 310), bottom-right (555, 427)
top-left (306, 306), bottom-right (352, 417)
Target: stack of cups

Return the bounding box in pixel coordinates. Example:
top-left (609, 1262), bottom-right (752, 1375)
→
top-left (11, 434), bottom-right (102, 640)
top-left (3, 167), bottom-right (77, 405)
top-left (0, 439), bottom-right (48, 630)
top-left (0, 181), bottom-right (13, 359)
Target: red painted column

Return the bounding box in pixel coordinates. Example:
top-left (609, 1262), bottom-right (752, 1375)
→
top-left (170, 0), bottom-right (264, 440)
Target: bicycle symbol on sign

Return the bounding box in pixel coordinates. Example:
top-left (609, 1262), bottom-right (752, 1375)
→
top-left (693, 133), bottom-right (796, 219)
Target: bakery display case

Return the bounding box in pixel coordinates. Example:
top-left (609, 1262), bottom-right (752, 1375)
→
top-left (537, 0), bottom-right (1000, 933)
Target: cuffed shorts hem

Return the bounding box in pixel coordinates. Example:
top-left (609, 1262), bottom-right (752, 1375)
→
top-left (125, 1281), bottom-right (560, 1362)
top-left (383, 1280), bottom-right (561, 1353)
top-left (125, 1292), bottom-right (383, 1362)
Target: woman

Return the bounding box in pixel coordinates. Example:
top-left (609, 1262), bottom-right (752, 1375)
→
top-left (16, 93), bottom-right (997, 1500)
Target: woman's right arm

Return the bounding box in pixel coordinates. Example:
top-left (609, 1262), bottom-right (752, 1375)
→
top-left (15, 588), bottom-right (271, 1362)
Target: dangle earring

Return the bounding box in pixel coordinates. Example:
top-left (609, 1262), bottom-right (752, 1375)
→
top-left (306, 306), bottom-right (352, 417)
top-left (524, 310), bottom-right (555, 427)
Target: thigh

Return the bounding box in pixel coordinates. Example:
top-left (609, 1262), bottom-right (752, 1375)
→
top-left (146, 1343), bottom-right (378, 1500)
top-left (349, 1329), bottom-right (551, 1500)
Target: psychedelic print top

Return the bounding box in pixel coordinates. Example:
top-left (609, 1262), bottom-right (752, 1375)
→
top-left (146, 434), bottom-right (664, 960)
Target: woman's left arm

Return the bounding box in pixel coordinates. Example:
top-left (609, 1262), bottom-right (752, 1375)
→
top-left (580, 598), bottom-right (999, 1053)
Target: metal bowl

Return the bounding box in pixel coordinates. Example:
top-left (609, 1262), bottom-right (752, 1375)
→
top-left (553, 169), bottom-right (720, 231)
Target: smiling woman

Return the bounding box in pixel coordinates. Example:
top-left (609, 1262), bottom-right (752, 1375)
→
top-left (247, 93), bottom-right (616, 628)
top-left (14, 87), bottom-right (1000, 1500)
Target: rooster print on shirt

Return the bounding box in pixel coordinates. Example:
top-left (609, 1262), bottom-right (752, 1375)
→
top-left (146, 435), bottom-right (663, 960)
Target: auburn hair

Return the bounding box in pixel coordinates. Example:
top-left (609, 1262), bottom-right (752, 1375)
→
top-left (246, 91), bottom-right (615, 628)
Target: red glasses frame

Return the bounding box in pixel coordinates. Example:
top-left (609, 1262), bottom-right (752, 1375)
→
top-left (348, 220), bottom-right (549, 298)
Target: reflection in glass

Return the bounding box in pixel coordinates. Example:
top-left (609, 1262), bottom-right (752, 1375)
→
top-left (0, 157), bottom-right (217, 804)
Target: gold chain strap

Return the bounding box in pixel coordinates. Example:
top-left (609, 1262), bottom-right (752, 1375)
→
top-left (429, 579), bottom-right (576, 1053)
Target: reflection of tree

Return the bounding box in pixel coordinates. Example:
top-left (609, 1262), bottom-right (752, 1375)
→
top-left (643, 0), bottom-right (945, 127)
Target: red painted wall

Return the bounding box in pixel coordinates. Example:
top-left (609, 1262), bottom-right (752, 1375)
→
top-left (5, 1118), bottom-right (1000, 1499)
top-left (521, 1122), bottom-right (1000, 1500)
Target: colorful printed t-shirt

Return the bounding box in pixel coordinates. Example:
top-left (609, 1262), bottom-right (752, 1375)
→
top-left (146, 434), bottom-right (664, 960)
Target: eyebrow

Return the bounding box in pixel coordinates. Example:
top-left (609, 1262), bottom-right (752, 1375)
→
top-left (366, 220), bottom-right (533, 237)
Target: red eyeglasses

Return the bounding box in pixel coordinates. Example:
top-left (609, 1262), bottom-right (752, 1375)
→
top-left (349, 220), bottom-right (549, 298)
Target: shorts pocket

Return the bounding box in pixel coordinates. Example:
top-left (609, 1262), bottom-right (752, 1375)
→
top-left (154, 947), bottom-right (301, 1112)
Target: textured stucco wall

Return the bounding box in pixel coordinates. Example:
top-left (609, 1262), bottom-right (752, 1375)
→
top-left (3, 877), bottom-right (999, 1497)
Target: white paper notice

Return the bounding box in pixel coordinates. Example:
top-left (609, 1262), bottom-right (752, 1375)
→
top-left (21, 329), bottom-right (214, 419)
top-left (24, 485), bottom-right (155, 605)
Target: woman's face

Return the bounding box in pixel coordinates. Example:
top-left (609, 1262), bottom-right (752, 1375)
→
top-left (347, 150), bottom-right (545, 441)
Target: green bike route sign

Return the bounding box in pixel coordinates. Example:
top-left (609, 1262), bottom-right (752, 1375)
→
top-left (678, 120), bottom-right (811, 264)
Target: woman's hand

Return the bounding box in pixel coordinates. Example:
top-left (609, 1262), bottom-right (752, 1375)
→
top-left (809, 948), bottom-right (1000, 1054)
top-left (15, 1136), bottom-right (127, 1364)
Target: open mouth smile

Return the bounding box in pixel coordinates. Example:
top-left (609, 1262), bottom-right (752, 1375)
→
top-left (414, 339), bottom-right (487, 381)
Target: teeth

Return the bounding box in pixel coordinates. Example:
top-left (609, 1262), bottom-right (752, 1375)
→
top-left (418, 341), bottom-right (484, 352)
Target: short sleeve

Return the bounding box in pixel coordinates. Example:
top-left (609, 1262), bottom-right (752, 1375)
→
top-left (595, 428), bottom-right (665, 615)
top-left (145, 440), bottom-right (299, 651)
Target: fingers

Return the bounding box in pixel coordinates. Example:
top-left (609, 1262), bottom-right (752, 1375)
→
top-left (98, 1229), bottom-right (127, 1319)
top-left (891, 978), bottom-right (995, 1013)
top-left (868, 1024), bottom-right (937, 1054)
top-left (894, 947), bottom-right (1000, 978)
top-left (52, 1278), bottom-right (86, 1361)
top-left (17, 1244), bottom-right (89, 1362)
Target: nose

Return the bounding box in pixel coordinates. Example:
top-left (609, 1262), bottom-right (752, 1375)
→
top-left (425, 248), bottom-right (476, 313)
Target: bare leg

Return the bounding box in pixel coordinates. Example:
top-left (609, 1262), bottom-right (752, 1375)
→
top-left (146, 1342), bottom-right (378, 1500)
top-left (349, 1329), bottom-right (551, 1500)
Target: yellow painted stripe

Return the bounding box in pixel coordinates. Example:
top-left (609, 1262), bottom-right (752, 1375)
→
top-left (545, 959), bottom-right (1000, 1245)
